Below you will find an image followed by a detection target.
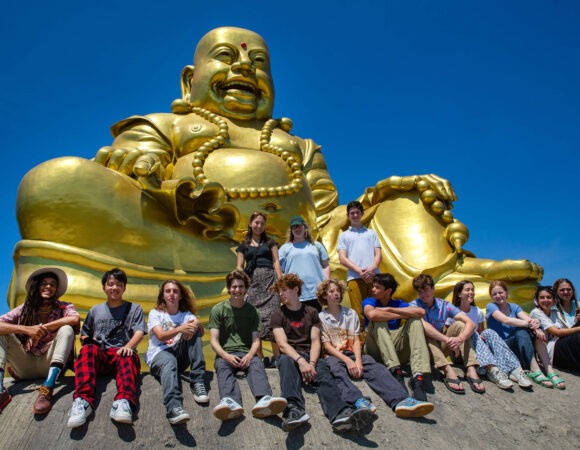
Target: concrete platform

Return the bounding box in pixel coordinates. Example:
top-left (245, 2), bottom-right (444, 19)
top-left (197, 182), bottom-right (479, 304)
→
top-left (0, 368), bottom-right (578, 449)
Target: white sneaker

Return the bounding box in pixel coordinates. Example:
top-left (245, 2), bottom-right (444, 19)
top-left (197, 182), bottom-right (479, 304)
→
top-left (110, 399), bottom-right (133, 423)
top-left (251, 395), bottom-right (288, 418)
top-left (488, 368), bottom-right (513, 390)
top-left (213, 397), bottom-right (244, 421)
top-left (509, 368), bottom-right (533, 389)
top-left (67, 398), bottom-right (93, 428)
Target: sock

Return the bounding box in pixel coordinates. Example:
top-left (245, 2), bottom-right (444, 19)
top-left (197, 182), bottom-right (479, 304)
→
top-left (43, 364), bottom-right (62, 389)
top-left (0, 368), bottom-right (4, 392)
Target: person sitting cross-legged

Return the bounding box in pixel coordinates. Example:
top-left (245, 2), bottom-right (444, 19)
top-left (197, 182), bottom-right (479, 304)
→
top-left (209, 270), bottom-right (287, 421)
top-left (318, 279), bottom-right (434, 419)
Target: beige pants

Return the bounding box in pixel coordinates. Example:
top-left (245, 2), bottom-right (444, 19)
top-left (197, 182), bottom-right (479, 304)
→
top-left (364, 318), bottom-right (431, 374)
top-left (0, 325), bottom-right (75, 379)
top-left (427, 321), bottom-right (478, 369)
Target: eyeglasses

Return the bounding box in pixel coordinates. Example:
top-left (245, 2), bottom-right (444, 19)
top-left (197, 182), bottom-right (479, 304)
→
top-left (40, 282), bottom-right (57, 288)
top-left (291, 224), bottom-right (304, 229)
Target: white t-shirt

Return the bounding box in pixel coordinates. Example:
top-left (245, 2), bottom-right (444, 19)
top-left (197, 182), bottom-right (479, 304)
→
top-left (445, 305), bottom-right (484, 328)
top-left (146, 309), bottom-right (196, 365)
top-left (530, 307), bottom-right (566, 363)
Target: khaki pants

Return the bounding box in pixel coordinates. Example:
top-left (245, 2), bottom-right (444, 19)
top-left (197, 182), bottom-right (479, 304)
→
top-left (427, 322), bottom-right (478, 369)
top-left (0, 325), bottom-right (75, 379)
top-left (364, 318), bottom-right (431, 374)
top-left (347, 279), bottom-right (372, 335)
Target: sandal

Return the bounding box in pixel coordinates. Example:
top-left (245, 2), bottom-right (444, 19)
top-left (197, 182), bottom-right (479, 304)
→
top-left (466, 377), bottom-right (486, 394)
top-left (526, 370), bottom-right (553, 389)
top-left (546, 372), bottom-right (566, 390)
top-left (443, 377), bottom-right (465, 395)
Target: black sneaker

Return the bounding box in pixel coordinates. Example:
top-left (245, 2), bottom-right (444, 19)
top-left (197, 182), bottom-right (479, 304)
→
top-left (190, 382), bottom-right (209, 404)
top-left (167, 406), bottom-right (190, 425)
top-left (331, 407), bottom-right (372, 432)
top-left (262, 357), bottom-right (271, 369)
top-left (409, 374), bottom-right (427, 402)
top-left (282, 406), bottom-right (310, 432)
top-left (391, 367), bottom-right (406, 389)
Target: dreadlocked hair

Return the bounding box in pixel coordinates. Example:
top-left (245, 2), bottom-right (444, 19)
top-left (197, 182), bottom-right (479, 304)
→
top-left (17, 273), bottom-right (59, 344)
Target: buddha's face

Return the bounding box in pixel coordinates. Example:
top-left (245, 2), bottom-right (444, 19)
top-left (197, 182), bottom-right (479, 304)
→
top-left (188, 27), bottom-right (274, 121)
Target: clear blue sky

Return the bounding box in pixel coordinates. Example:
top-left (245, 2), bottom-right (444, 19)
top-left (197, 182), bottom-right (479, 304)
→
top-left (1, 1), bottom-right (578, 313)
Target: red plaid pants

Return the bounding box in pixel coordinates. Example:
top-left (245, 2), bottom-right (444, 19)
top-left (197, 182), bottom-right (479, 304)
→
top-left (73, 344), bottom-right (140, 407)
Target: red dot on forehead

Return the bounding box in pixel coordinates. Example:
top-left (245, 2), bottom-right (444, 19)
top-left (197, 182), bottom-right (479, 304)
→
top-left (241, 42), bottom-right (247, 49)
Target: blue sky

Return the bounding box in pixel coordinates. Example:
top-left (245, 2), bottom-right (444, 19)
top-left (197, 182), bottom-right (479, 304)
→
top-left (1, 1), bottom-right (578, 313)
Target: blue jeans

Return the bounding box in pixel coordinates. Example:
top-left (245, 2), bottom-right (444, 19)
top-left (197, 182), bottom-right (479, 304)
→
top-left (148, 331), bottom-right (206, 412)
top-left (504, 328), bottom-right (535, 371)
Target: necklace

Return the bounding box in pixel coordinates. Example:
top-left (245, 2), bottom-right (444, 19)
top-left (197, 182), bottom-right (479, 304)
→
top-left (186, 107), bottom-right (303, 200)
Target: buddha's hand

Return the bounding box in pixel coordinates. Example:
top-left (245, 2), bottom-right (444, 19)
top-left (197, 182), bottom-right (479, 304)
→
top-left (94, 145), bottom-right (169, 188)
top-left (370, 174), bottom-right (457, 224)
top-left (372, 174), bottom-right (457, 203)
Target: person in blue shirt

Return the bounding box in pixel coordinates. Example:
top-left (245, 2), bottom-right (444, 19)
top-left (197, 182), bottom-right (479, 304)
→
top-left (362, 273), bottom-right (430, 401)
top-left (411, 274), bottom-right (483, 395)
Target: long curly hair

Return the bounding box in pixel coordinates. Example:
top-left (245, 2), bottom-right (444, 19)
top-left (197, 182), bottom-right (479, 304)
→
top-left (155, 280), bottom-right (197, 314)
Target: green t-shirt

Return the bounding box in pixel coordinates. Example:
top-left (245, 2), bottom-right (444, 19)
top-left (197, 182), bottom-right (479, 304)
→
top-left (208, 300), bottom-right (260, 353)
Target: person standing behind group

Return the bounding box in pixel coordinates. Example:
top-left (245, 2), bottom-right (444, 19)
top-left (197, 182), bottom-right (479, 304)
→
top-left (146, 280), bottom-right (209, 425)
top-left (338, 201), bottom-right (382, 333)
top-left (486, 281), bottom-right (561, 389)
top-left (0, 268), bottom-right (79, 415)
top-left (237, 211), bottom-right (283, 362)
top-left (449, 280), bottom-right (531, 390)
top-left (530, 285), bottom-right (580, 379)
top-left (67, 268), bottom-right (146, 428)
top-left (278, 215), bottom-right (330, 312)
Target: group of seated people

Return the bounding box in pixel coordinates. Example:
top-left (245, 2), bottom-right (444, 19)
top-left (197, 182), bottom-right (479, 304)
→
top-left (0, 266), bottom-right (578, 435)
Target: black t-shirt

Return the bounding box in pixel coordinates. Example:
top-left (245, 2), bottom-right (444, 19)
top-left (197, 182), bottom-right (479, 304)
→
top-left (270, 304), bottom-right (321, 353)
top-left (236, 240), bottom-right (276, 269)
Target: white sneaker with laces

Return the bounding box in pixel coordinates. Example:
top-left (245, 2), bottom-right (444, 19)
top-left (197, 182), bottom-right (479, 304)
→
top-left (488, 368), bottom-right (513, 390)
top-left (110, 399), bottom-right (133, 423)
top-left (213, 397), bottom-right (244, 421)
top-left (251, 395), bottom-right (287, 418)
top-left (509, 368), bottom-right (533, 388)
top-left (67, 398), bottom-right (93, 428)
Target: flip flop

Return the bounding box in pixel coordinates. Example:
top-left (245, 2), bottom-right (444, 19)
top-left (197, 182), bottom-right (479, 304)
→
top-left (443, 377), bottom-right (465, 395)
top-left (466, 377), bottom-right (486, 394)
top-left (546, 372), bottom-right (566, 390)
top-left (526, 370), bottom-right (553, 389)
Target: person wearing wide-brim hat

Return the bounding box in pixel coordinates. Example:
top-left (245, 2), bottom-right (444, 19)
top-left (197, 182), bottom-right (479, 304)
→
top-left (0, 267), bottom-right (80, 415)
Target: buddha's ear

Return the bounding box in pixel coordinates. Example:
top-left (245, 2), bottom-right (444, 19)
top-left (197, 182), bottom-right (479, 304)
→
top-left (180, 65), bottom-right (195, 102)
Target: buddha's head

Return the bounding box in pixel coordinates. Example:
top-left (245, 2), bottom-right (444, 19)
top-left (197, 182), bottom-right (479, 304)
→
top-left (179, 27), bottom-right (274, 122)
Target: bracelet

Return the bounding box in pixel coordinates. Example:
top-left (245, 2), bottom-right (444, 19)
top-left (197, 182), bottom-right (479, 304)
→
top-left (295, 356), bottom-right (304, 363)
top-left (309, 360), bottom-right (316, 365)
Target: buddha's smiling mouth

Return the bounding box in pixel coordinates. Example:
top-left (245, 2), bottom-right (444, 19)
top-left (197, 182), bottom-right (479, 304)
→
top-left (215, 80), bottom-right (258, 98)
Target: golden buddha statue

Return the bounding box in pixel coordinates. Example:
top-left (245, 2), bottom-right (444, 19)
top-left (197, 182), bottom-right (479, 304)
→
top-left (10, 26), bottom-right (542, 316)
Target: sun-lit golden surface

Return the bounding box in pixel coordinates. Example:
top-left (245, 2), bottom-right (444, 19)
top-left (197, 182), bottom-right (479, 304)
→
top-left (10, 27), bottom-right (542, 333)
